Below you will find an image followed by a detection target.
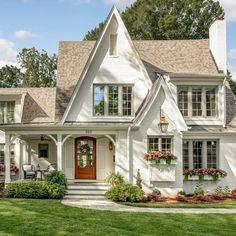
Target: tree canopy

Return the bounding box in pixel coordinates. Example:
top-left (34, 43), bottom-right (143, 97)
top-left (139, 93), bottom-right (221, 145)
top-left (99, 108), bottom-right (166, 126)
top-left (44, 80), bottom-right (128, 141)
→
top-left (84, 0), bottom-right (224, 40)
top-left (0, 48), bottom-right (57, 88)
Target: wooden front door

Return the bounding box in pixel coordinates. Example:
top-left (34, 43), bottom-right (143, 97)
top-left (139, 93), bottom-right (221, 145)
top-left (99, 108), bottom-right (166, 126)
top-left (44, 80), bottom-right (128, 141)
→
top-left (75, 137), bottom-right (96, 179)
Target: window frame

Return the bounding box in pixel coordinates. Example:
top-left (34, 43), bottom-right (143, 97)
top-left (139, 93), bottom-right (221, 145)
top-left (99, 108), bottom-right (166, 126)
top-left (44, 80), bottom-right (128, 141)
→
top-left (182, 139), bottom-right (219, 170)
top-left (177, 86), bottom-right (218, 118)
top-left (38, 143), bottom-right (49, 159)
top-left (0, 101), bottom-right (15, 124)
top-left (93, 84), bottom-right (134, 117)
top-left (147, 136), bottom-right (173, 152)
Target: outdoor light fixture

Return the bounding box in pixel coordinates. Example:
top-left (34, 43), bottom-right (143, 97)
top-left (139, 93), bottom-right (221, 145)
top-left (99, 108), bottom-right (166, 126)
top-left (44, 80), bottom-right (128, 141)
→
top-left (109, 141), bottom-right (113, 151)
top-left (158, 109), bottom-right (169, 133)
top-left (40, 135), bottom-right (44, 141)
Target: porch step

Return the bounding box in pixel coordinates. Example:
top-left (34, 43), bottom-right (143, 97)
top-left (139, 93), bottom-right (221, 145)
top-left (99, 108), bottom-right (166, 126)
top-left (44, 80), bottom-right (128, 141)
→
top-left (64, 181), bottom-right (110, 200)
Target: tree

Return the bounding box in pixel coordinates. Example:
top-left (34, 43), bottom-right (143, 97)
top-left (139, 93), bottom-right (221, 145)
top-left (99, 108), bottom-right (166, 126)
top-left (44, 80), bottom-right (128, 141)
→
top-left (84, 0), bottom-right (224, 40)
top-left (0, 65), bottom-right (22, 88)
top-left (17, 48), bottom-right (57, 87)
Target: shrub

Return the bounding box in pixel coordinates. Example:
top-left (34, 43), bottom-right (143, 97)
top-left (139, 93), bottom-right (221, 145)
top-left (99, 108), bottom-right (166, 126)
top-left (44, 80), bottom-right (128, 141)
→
top-left (5, 181), bottom-right (65, 199)
top-left (215, 186), bottom-right (231, 197)
top-left (194, 195), bottom-right (213, 203)
top-left (136, 169), bottom-right (142, 189)
top-left (177, 191), bottom-right (186, 196)
top-left (44, 170), bottom-right (67, 186)
top-left (211, 193), bottom-right (225, 200)
top-left (176, 195), bottom-right (189, 202)
top-left (106, 172), bottom-right (124, 187)
top-left (194, 183), bottom-right (204, 196)
top-left (105, 183), bottom-right (144, 202)
top-left (231, 188), bottom-right (236, 197)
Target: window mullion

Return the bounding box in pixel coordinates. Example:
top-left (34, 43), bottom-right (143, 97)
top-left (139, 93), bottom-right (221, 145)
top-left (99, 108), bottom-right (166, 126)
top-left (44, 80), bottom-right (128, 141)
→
top-left (188, 87), bottom-right (192, 117)
top-left (202, 87), bottom-right (206, 117)
top-left (104, 86), bottom-right (109, 116)
top-left (203, 140), bottom-right (207, 168)
top-left (118, 86), bottom-right (122, 116)
top-left (189, 141), bottom-right (193, 169)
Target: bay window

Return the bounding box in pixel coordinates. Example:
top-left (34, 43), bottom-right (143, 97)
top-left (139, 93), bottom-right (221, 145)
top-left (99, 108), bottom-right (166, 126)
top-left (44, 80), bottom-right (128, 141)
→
top-left (183, 140), bottom-right (218, 170)
top-left (148, 137), bottom-right (172, 152)
top-left (0, 101), bottom-right (15, 124)
top-left (177, 86), bottom-right (217, 117)
top-left (93, 84), bottom-right (133, 117)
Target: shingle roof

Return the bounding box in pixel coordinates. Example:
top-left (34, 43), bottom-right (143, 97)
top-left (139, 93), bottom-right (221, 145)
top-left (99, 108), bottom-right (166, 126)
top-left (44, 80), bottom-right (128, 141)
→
top-left (0, 88), bottom-right (56, 123)
top-left (56, 39), bottom-right (221, 119)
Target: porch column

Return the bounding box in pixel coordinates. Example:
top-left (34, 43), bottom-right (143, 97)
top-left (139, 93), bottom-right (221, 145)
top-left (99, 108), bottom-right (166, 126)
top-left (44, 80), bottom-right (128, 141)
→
top-left (4, 134), bottom-right (11, 184)
top-left (57, 134), bottom-right (63, 171)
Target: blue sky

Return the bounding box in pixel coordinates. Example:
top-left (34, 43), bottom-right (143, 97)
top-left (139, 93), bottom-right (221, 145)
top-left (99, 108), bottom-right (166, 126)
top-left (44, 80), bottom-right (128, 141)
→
top-left (0, 0), bottom-right (235, 78)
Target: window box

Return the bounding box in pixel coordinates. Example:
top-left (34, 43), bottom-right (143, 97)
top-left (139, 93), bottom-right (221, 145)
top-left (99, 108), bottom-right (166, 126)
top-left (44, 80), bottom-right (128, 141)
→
top-left (0, 171), bottom-right (16, 176)
top-left (149, 162), bottom-right (176, 182)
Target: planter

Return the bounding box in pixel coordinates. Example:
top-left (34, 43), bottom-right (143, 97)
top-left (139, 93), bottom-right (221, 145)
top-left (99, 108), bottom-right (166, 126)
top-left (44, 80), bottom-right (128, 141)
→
top-left (184, 175), bottom-right (218, 181)
top-left (149, 163), bottom-right (176, 182)
top-left (0, 172), bottom-right (16, 176)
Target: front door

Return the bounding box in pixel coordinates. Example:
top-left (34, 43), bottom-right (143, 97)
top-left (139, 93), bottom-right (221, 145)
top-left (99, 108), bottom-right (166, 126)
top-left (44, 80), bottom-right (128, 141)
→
top-left (75, 137), bottom-right (96, 179)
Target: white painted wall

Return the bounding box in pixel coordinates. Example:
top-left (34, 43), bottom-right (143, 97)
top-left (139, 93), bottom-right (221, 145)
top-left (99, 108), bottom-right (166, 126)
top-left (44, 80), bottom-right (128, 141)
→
top-left (66, 15), bottom-right (152, 122)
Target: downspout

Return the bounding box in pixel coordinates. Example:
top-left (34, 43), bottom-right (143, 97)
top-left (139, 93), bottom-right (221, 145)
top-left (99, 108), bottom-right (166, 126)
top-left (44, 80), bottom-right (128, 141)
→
top-left (127, 125), bottom-right (132, 183)
top-left (223, 76), bottom-right (227, 128)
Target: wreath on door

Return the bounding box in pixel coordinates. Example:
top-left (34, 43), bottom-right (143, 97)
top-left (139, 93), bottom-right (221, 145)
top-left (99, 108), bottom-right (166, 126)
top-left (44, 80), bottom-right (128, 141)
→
top-left (79, 144), bottom-right (90, 154)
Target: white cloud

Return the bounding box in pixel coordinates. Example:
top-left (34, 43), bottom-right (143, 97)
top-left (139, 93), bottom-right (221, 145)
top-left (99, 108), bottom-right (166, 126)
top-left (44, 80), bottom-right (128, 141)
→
top-left (229, 64), bottom-right (236, 81)
top-left (0, 38), bottom-right (18, 68)
top-left (228, 48), bottom-right (236, 60)
top-left (103, 0), bottom-right (135, 7)
top-left (217, 0), bottom-right (236, 22)
top-left (14, 30), bottom-right (36, 40)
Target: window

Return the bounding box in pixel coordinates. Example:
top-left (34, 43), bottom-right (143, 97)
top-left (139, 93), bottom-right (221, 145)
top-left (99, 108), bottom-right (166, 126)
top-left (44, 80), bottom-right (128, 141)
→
top-left (0, 101), bottom-right (15, 124)
top-left (183, 140), bottom-right (218, 170)
top-left (38, 144), bottom-right (49, 158)
top-left (0, 144), bottom-right (15, 164)
top-left (93, 84), bottom-right (133, 117)
top-left (109, 34), bottom-right (117, 56)
top-left (148, 137), bottom-right (172, 152)
top-left (108, 86), bottom-right (119, 116)
top-left (177, 86), bottom-right (217, 117)
top-left (122, 86), bottom-right (132, 116)
top-left (183, 141), bottom-right (189, 169)
top-left (93, 85), bottom-right (105, 116)
top-left (178, 88), bottom-right (188, 116)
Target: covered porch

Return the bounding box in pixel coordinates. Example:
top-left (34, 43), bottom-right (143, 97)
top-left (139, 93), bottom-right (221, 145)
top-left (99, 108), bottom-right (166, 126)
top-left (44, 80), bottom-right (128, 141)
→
top-left (3, 127), bottom-right (121, 183)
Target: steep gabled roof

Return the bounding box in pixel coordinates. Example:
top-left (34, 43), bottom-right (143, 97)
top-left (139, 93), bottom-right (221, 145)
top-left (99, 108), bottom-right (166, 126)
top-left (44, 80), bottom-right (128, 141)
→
top-left (56, 38), bottom-right (221, 120)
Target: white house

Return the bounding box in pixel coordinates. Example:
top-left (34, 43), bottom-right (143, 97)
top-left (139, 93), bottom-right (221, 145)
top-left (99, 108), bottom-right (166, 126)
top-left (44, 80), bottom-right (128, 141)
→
top-left (0, 6), bottom-right (236, 196)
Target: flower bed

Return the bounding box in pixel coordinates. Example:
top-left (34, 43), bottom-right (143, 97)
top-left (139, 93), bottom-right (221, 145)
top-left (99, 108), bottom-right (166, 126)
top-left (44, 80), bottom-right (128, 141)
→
top-left (144, 150), bottom-right (177, 165)
top-left (183, 168), bottom-right (227, 181)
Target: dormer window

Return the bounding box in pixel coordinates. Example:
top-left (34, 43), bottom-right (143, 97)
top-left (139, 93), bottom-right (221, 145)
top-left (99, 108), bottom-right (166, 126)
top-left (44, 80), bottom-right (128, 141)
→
top-left (0, 101), bottom-right (15, 124)
top-left (109, 34), bottom-right (117, 56)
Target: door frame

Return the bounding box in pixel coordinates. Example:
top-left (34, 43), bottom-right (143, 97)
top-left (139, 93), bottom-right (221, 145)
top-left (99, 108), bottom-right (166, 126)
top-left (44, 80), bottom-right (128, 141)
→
top-left (74, 136), bottom-right (96, 179)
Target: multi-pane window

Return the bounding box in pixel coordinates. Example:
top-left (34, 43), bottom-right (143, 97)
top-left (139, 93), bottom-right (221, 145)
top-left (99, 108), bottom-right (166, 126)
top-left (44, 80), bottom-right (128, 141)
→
top-left (123, 86), bottom-right (132, 116)
top-left (178, 88), bottom-right (188, 116)
top-left (93, 86), bottom-right (105, 116)
top-left (109, 34), bottom-right (118, 56)
top-left (0, 144), bottom-right (15, 164)
top-left (38, 144), bottom-right (49, 158)
top-left (148, 137), bottom-right (172, 152)
top-left (93, 85), bottom-right (133, 117)
top-left (183, 141), bottom-right (189, 169)
top-left (177, 86), bottom-right (217, 117)
top-left (193, 141), bottom-right (203, 169)
top-left (108, 86), bottom-right (119, 116)
top-left (192, 88), bottom-right (202, 116)
top-left (183, 140), bottom-right (218, 170)
top-left (0, 101), bottom-right (15, 124)
top-left (206, 88), bottom-right (216, 117)
top-left (207, 141), bottom-right (217, 168)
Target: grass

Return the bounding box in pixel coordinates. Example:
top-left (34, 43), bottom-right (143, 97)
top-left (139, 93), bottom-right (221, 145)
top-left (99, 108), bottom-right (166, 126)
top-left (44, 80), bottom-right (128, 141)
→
top-left (0, 199), bottom-right (236, 236)
top-left (121, 200), bottom-right (236, 209)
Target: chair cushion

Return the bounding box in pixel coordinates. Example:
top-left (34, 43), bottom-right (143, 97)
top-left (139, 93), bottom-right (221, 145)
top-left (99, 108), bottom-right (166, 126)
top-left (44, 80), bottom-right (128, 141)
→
top-left (26, 171), bottom-right (35, 176)
top-left (23, 165), bottom-right (34, 171)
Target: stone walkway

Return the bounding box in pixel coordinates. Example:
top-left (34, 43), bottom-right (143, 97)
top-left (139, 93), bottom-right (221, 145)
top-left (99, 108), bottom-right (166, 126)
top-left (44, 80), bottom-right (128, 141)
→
top-left (61, 199), bottom-right (236, 214)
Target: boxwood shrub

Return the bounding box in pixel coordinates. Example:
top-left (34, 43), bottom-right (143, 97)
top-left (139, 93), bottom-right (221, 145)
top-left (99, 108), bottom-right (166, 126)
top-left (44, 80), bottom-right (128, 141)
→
top-left (44, 170), bottom-right (67, 187)
top-left (5, 181), bottom-right (65, 199)
top-left (105, 183), bottom-right (144, 202)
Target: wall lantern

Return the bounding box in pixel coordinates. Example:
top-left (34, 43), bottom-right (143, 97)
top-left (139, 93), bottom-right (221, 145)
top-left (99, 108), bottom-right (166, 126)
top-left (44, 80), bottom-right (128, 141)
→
top-left (40, 135), bottom-right (44, 141)
top-left (109, 141), bottom-right (113, 151)
top-left (158, 109), bottom-right (169, 133)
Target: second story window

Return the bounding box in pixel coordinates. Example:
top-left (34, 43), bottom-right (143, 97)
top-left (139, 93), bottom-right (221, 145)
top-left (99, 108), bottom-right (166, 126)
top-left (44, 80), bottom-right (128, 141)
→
top-left (177, 86), bottom-right (217, 118)
top-left (0, 101), bottom-right (15, 124)
top-left (93, 85), bottom-right (133, 117)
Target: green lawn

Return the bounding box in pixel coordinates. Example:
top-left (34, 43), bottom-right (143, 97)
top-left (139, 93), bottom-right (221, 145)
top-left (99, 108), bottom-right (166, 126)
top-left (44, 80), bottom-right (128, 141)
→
top-left (0, 199), bottom-right (236, 236)
top-left (121, 200), bottom-right (236, 209)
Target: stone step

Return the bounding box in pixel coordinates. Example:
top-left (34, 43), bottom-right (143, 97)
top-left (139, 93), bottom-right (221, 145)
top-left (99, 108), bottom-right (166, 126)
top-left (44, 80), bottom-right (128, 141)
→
top-left (67, 185), bottom-right (109, 190)
top-left (64, 195), bottom-right (105, 200)
top-left (66, 190), bottom-right (107, 195)
top-left (67, 182), bottom-right (109, 187)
